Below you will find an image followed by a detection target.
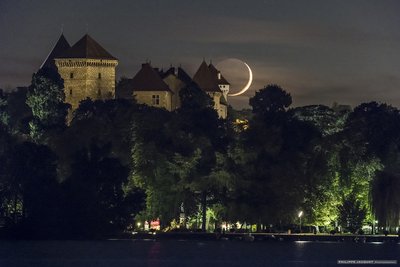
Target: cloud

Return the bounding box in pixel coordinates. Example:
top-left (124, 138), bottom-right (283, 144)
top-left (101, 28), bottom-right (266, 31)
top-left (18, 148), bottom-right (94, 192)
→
top-left (172, 15), bottom-right (393, 49)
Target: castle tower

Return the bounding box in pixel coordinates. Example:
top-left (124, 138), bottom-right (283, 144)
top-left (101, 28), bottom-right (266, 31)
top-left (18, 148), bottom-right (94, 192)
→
top-left (54, 34), bottom-right (118, 110)
top-left (208, 63), bottom-right (230, 102)
top-left (193, 61), bottom-right (228, 118)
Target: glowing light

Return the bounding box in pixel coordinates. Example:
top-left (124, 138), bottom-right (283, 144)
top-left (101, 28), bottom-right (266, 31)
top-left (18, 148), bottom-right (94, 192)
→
top-left (229, 62), bottom-right (253, 97)
top-left (298, 211), bottom-right (303, 218)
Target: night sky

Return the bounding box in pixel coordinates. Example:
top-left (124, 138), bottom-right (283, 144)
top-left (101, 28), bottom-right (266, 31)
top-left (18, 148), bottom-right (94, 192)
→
top-left (1, 0), bottom-right (400, 109)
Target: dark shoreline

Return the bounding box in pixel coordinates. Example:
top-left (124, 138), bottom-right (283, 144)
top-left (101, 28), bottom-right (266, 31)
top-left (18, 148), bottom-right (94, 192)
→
top-left (1, 230), bottom-right (399, 243)
top-left (131, 232), bottom-right (400, 243)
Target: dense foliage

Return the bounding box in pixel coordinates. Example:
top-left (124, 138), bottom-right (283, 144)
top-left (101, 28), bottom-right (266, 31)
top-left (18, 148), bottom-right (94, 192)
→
top-left (1, 79), bottom-right (400, 238)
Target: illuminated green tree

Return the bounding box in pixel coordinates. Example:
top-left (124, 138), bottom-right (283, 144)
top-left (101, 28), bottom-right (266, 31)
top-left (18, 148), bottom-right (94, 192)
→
top-left (227, 85), bottom-right (329, 229)
top-left (26, 68), bottom-right (69, 143)
top-left (338, 193), bottom-right (367, 233)
top-left (132, 84), bottom-right (230, 230)
top-left (338, 102), bottom-right (399, 225)
top-left (131, 106), bottom-right (181, 226)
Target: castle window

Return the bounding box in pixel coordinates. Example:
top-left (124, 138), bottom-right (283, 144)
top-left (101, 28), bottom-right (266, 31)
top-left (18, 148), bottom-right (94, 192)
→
top-left (152, 95), bottom-right (160, 105)
top-left (70, 73), bottom-right (74, 79)
top-left (69, 89), bottom-right (72, 96)
top-left (98, 73), bottom-right (102, 79)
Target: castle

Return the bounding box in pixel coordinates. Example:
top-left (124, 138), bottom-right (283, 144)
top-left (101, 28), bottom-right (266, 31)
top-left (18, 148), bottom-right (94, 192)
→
top-left (41, 34), bottom-right (229, 118)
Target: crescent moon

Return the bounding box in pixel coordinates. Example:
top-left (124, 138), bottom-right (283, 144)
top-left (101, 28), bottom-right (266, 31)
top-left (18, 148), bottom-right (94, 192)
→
top-left (228, 62), bottom-right (253, 96)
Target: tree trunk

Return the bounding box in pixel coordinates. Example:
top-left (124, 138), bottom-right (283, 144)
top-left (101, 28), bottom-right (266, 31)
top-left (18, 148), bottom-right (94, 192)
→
top-left (13, 193), bottom-right (18, 223)
top-left (257, 220), bottom-right (261, 232)
top-left (201, 191), bottom-right (207, 232)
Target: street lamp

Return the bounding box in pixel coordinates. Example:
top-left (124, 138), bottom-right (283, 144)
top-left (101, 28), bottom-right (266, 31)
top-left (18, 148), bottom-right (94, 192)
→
top-left (298, 211), bottom-right (303, 233)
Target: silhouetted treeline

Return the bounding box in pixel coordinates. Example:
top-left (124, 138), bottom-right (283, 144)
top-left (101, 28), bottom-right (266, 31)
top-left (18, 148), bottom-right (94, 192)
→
top-left (0, 72), bottom-right (399, 239)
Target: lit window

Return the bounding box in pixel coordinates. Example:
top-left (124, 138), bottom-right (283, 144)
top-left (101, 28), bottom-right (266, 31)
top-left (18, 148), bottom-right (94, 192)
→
top-left (152, 95), bottom-right (160, 105)
top-left (98, 73), bottom-right (101, 79)
top-left (70, 73), bottom-right (74, 79)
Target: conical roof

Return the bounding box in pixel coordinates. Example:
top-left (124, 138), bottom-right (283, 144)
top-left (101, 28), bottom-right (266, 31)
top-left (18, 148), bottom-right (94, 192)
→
top-left (130, 63), bottom-right (171, 92)
top-left (177, 67), bottom-right (195, 85)
top-left (58, 34), bottom-right (116, 60)
top-left (193, 61), bottom-right (221, 92)
top-left (208, 63), bottom-right (230, 85)
top-left (40, 34), bottom-right (71, 69)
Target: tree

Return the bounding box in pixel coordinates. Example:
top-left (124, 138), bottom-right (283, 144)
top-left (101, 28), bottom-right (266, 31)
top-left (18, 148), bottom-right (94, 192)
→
top-left (0, 89), bottom-right (9, 128)
top-left (115, 76), bottom-right (134, 99)
top-left (131, 105), bottom-right (176, 223)
top-left (338, 102), bottom-right (399, 226)
top-left (5, 87), bottom-right (32, 136)
top-left (338, 193), bottom-right (367, 233)
top-left (60, 142), bottom-right (142, 237)
top-left (227, 85), bottom-right (327, 230)
top-left (132, 84), bottom-right (230, 231)
top-left (176, 84), bottom-right (229, 231)
top-left (179, 83), bottom-right (214, 110)
top-left (26, 69), bottom-right (69, 143)
top-left (370, 171), bottom-right (400, 231)
top-left (0, 141), bottom-right (60, 237)
top-left (249, 84), bottom-right (292, 116)
top-left (0, 125), bottom-right (14, 220)
top-left (343, 102), bottom-right (400, 163)
top-left (48, 98), bottom-right (139, 182)
top-left (291, 105), bottom-right (348, 136)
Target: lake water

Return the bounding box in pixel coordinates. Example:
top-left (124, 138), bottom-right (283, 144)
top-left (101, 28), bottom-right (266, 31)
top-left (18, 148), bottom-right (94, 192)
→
top-left (0, 239), bottom-right (399, 267)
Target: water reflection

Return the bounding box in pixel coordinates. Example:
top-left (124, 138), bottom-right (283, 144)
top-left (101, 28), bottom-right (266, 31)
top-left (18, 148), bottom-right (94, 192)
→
top-left (0, 239), bottom-right (398, 267)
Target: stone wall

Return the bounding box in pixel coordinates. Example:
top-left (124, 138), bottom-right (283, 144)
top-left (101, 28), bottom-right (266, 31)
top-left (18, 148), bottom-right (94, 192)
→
top-left (207, 91), bottom-right (227, 119)
top-left (134, 91), bottom-right (173, 111)
top-left (163, 75), bottom-right (185, 110)
top-left (55, 59), bottom-right (118, 110)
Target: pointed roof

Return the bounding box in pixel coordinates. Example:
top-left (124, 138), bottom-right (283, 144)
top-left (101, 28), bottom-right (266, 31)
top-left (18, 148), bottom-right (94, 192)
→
top-left (130, 63), bottom-right (171, 92)
top-left (160, 67), bottom-right (175, 79)
top-left (177, 67), bottom-right (196, 85)
top-left (193, 61), bottom-right (222, 92)
top-left (58, 34), bottom-right (117, 60)
top-left (40, 34), bottom-right (71, 69)
top-left (208, 63), bottom-right (230, 85)
top-left (161, 66), bottom-right (195, 86)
